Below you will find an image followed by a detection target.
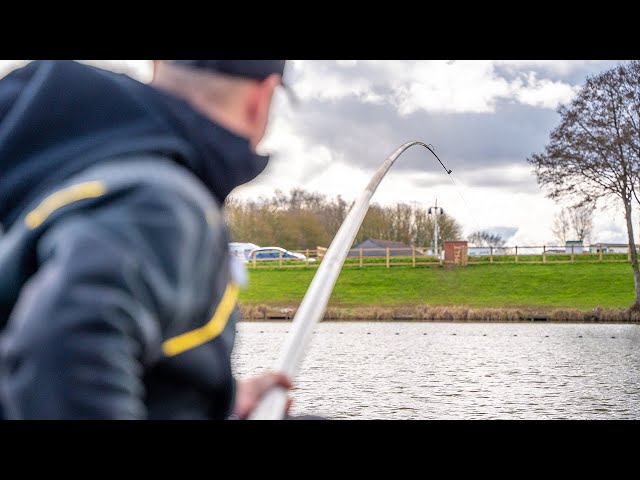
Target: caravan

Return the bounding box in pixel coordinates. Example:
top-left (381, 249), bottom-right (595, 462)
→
top-left (229, 242), bottom-right (260, 263)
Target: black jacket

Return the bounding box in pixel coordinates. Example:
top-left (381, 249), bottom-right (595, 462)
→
top-left (0, 60), bottom-right (269, 419)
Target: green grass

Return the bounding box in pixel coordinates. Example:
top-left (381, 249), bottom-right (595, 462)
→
top-left (239, 262), bottom-right (636, 311)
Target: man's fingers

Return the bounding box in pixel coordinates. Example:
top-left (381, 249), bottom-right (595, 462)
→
top-left (270, 372), bottom-right (293, 389)
top-left (259, 371), bottom-right (293, 391)
top-left (233, 372), bottom-right (295, 419)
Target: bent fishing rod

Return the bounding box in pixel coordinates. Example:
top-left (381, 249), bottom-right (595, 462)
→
top-left (249, 141), bottom-right (452, 420)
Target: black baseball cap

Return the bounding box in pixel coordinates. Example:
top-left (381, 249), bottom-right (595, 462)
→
top-left (169, 60), bottom-right (297, 104)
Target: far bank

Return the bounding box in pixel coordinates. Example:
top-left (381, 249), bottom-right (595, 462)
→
top-left (238, 263), bottom-right (640, 322)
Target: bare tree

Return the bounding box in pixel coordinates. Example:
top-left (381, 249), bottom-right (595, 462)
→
top-left (569, 203), bottom-right (594, 244)
top-left (413, 206), bottom-right (430, 247)
top-left (389, 203), bottom-right (414, 245)
top-left (528, 61), bottom-right (640, 310)
top-left (357, 204), bottom-right (393, 244)
top-left (552, 204), bottom-right (594, 245)
top-left (468, 230), bottom-right (505, 247)
top-left (551, 208), bottom-right (571, 245)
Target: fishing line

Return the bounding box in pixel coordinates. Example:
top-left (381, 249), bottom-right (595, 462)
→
top-left (436, 149), bottom-right (586, 388)
top-left (447, 174), bottom-right (486, 238)
top-left (426, 145), bottom-right (487, 244)
top-left (419, 153), bottom-right (576, 418)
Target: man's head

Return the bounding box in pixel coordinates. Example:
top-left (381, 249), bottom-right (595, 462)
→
top-left (151, 60), bottom-right (289, 151)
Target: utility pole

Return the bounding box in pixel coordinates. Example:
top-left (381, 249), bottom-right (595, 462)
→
top-left (428, 199), bottom-right (444, 256)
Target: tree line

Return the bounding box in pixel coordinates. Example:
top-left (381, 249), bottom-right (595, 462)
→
top-left (224, 188), bottom-right (463, 251)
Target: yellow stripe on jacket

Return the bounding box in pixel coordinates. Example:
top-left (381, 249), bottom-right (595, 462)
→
top-left (25, 181), bottom-right (107, 229)
top-left (162, 283), bottom-right (239, 357)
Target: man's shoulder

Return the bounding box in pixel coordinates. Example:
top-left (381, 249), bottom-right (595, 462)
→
top-left (73, 155), bottom-right (221, 219)
top-left (90, 156), bottom-right (226, 230)
top-left (90, 155), bottom-right (217, 209)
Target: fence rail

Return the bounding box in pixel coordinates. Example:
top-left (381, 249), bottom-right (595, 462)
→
top-left (245, 245), bottom-right (636, 269)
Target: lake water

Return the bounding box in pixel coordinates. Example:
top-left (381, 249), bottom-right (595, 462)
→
top-left (232, 322), bottom-right (640, 419)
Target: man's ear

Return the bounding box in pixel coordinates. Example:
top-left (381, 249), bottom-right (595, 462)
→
top-left (151, 60), bottom-right (161, 82)
top-left (247, 73), bottom-right (281, 148)
top-left (251, 74), bottom-right (281, 122)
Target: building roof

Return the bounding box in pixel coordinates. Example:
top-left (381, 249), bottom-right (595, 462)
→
top-left (590, 243), bottom-right (632, 248)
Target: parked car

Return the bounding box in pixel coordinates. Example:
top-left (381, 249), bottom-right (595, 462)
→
top-left (229, 242), bottom-right (260, 262)
top-left (248, 246), bottom-right (315, 262)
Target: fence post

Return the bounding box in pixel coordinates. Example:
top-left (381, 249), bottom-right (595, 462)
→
top-left (412, 246), bottom-right (416, 267)
top-left (439, 247), bottom-right (443, 265)
top-left (386, 247), bottom-right (390, 268)
top-left (252, 253), bottom-right (256, 269)
top-left (599, 243), bottom-right (603, 261)
top-left (490, 246), bottom-right (493, 263)
top-left (543, 245), bottom-right (546, 263)
top-left (279, 250), bottom-right (282, 268)
top-left (306, 248), bottom-right (310, 266)
top-left (359, 247), bottom-right (363, 268)
top-left (515, 245), bottom-right (518, 263)
top-left (571, 244), bottom-right (575, 262)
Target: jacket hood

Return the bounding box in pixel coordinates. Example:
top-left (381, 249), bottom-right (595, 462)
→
top-left (0, 60), bottom-right (269, 228)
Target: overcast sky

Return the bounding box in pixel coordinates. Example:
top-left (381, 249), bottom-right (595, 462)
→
top-left (0, 60), bottom-right (631, 246)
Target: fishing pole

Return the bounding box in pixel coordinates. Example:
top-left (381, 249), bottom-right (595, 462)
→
top-left (248, 141), bottom-right (452, 420)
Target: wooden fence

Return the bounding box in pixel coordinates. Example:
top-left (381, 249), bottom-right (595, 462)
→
top-left (246, 244), bottom-right (636, 269)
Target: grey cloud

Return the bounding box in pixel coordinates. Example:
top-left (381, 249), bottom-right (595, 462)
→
top-left (453, 160), bottom-right (544, 192)
top-left (285, 95), bottom-right (558, 176)
top-left (494, 61), bottom-right (622, 85)
top-left (485, 226), bottom-right (519, 241)
top-left (409, 169), bottom-right (542, 194)
top-left (593, 221), bottom-right (627, 243)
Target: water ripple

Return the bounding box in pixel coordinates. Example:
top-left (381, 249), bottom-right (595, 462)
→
top-left (233, 322), bottom-right (640, 419)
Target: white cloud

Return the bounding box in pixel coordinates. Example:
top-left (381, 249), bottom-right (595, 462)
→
top-left (591, 206), bottom-right (633, 244)
top-left (288, 60), bottom-right (376, 103)
top-left (496, 60), bottom-right (617, 76)
top-left (289, 60), bottom-right (582, 115)
top-left (389, 61), bottom-right (512, 114)
top-left (513, 73), bottom-right (579, 109)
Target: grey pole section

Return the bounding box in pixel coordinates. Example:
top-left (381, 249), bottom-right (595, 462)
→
top-left (249, 141), bottom-right (451, 420)
top-left (435, 199), bottom-right (438, 255)
top-left (428, 200), bottom-right (444, 258)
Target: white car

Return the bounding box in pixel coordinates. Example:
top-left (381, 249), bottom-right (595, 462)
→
top-left (248, 246), bottom-right (315, 262)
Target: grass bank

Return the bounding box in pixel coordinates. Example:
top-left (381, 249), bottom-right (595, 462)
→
top-left (238, 263), bottom-right (640, 322)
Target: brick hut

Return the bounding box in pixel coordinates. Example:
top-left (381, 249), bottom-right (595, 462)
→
top-left (443, 241), bottom-right (468, 266)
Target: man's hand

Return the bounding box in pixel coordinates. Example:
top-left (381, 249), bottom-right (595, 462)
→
top-left (233, 371), bottom-right (293, 420)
